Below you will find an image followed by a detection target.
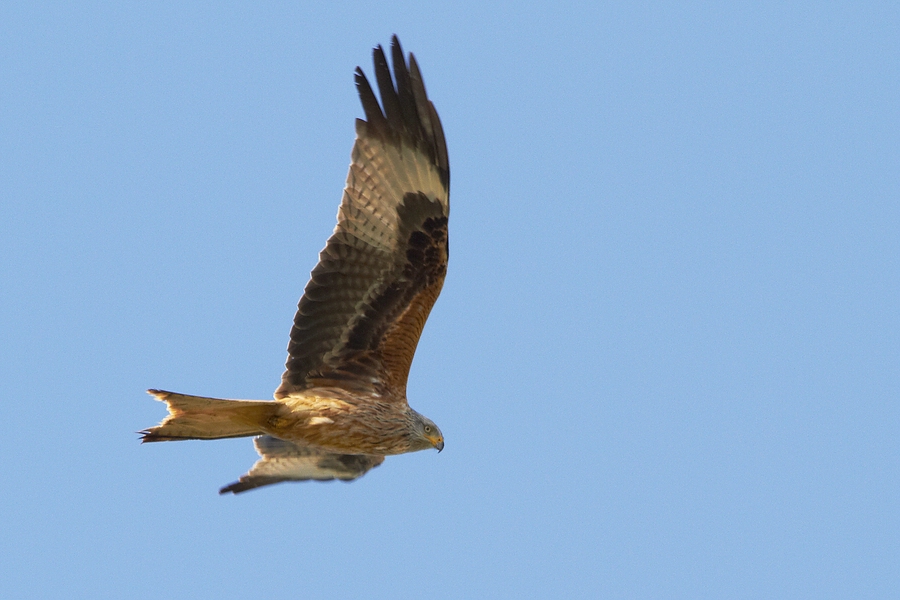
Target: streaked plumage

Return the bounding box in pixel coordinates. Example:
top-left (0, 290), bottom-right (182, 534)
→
top-left (141, 36), bottom-right (449, 494)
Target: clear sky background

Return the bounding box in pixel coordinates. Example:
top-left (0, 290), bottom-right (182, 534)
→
top-left (1, 2), bottom-right (898, 598)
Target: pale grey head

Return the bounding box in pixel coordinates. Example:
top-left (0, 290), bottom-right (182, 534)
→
top-left (407, 408), bottom-right (444, 452)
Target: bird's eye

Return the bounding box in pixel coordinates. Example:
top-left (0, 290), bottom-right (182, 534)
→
top-left (424, 425), bottom-right (432, 433)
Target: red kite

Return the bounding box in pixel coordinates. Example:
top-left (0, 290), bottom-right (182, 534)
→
top-left (142, 36), bottom-right (449, 494)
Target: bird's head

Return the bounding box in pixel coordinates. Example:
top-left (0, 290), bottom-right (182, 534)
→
top-left (409, 410), bottom-right (444, 452)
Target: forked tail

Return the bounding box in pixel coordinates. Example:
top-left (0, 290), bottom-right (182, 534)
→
top-left (140, 389), bottom-right (279, 442)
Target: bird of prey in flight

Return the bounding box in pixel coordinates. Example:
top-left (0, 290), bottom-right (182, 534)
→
top-left (141, 35), bottom-right (449, 494)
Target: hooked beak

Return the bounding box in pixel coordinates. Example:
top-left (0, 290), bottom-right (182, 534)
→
top-left (432, 437), bottom-right (444, 452)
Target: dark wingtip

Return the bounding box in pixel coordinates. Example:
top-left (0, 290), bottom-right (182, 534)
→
top-left (353, 36), bottom-right (448, 187)
top-left (219, 478), bottom-right (247, 494)
top-left (355, 65), bottom-right (388, 134)
top-left (219, 477), bottom-right (285, 495)
top-left (390, 35), bottom-right (405, 68)
top-left (372, 43), bottom-right (403, 132)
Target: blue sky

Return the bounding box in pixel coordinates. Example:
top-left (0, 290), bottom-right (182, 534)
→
top-left (1, 2), bottom-right (898, 598)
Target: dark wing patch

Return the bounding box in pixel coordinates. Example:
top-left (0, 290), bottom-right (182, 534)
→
top-left (219, 436), bottom-right (385, 494)
top-left (275, 36), bottom-right (449, 400)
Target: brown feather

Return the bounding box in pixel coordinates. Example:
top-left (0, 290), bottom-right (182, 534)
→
top-left (276, 39), bottom-right (449, 400)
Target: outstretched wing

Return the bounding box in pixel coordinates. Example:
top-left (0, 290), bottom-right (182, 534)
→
top-left (275, 36), bottom-right (449, 400)
top-left (219, 436), bottom-right (385, 494)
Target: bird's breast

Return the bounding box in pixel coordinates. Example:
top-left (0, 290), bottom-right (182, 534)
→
top-left (268, 392), bottom-right (413, 455)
